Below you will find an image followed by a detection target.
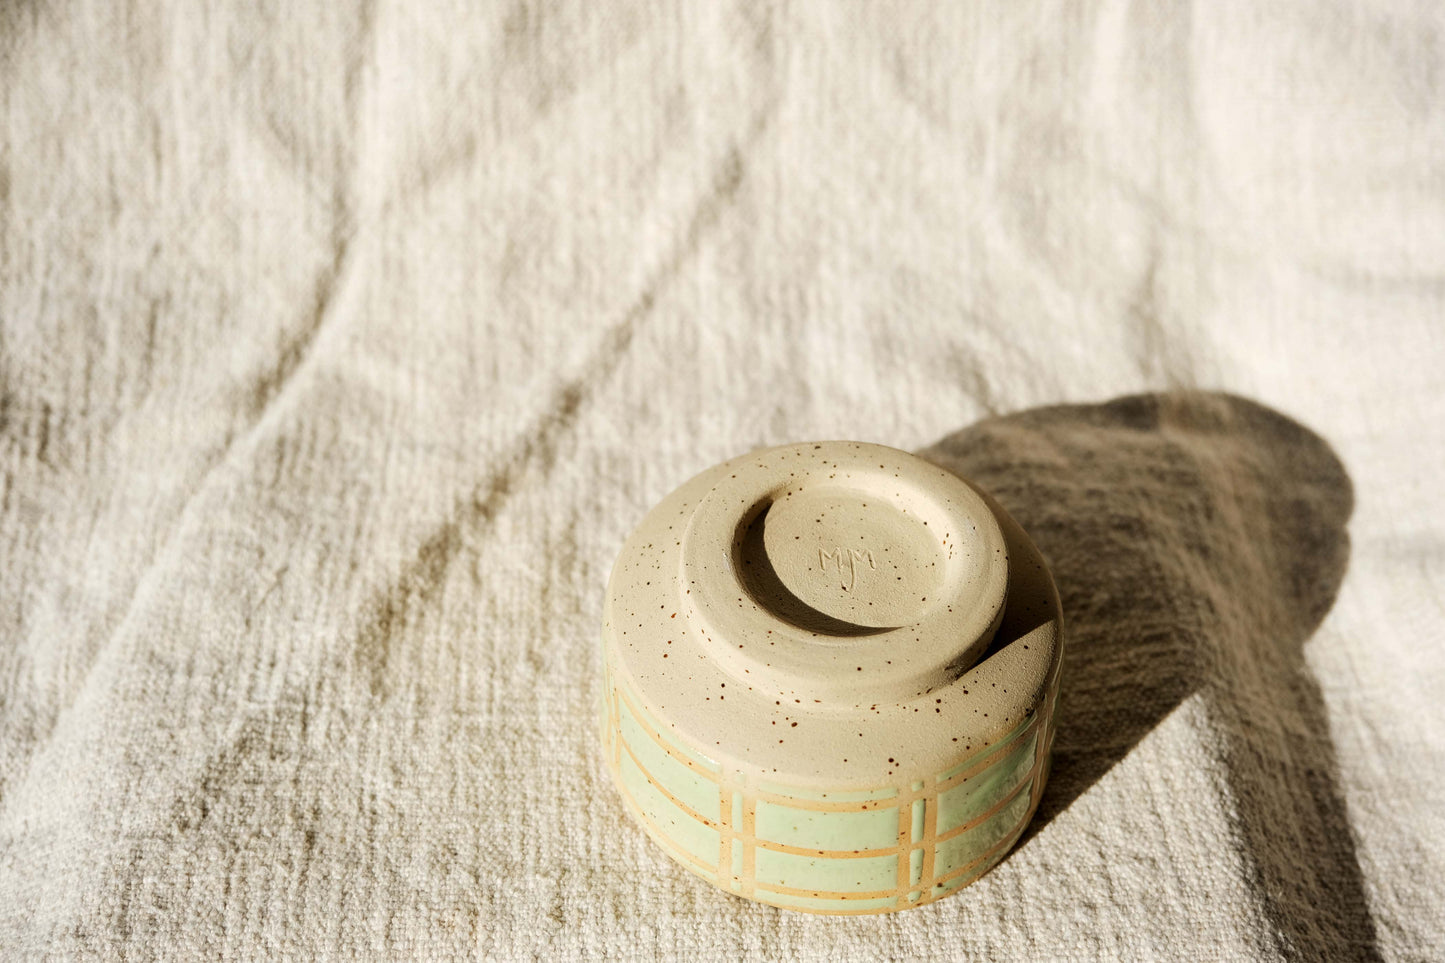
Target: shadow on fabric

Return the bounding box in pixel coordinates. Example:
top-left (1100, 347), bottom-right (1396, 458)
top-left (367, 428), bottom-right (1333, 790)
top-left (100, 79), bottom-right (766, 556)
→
top-left (920, 392), bottom-right (1375, 962)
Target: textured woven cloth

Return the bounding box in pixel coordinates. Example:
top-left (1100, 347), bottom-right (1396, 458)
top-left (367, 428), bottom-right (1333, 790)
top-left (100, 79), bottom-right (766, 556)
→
top-left (1, 2), bottom-right (1442, 960)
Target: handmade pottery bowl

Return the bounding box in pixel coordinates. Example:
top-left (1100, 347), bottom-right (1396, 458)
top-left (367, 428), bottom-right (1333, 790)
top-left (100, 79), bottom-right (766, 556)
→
top-left (599, 441), bottom-right (1063, 914)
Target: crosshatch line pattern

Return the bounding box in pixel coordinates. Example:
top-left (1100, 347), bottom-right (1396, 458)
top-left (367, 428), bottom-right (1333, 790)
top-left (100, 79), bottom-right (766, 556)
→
top-left (600, 652), bottom-right (1061, 915)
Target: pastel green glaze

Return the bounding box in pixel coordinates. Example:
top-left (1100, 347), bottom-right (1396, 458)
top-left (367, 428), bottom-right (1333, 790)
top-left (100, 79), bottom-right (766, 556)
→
top-left (600, 442), bottom-right (1063, 914)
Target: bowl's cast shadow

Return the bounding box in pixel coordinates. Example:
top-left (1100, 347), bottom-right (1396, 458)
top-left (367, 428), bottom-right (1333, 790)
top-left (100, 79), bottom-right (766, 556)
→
top-left (921, 392), bottom-right (1375, 962)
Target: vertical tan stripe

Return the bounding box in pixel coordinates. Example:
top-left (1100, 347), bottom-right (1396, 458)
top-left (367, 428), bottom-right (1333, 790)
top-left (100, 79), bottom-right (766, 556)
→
top-left (919, 790), bottom-right (938, 893)
top-left (609, 684), bottom-right (622, 767)
top-left (1029, 728), bottom-right (1046, 808)
top-left (718, 787), bottom-right (732, 886)
top-left (740, 794), bottom-right (756, 898)
top-left (605, 655), bottom-right (1055, 912)
top-left (894, 802), bottom-right (911, 903)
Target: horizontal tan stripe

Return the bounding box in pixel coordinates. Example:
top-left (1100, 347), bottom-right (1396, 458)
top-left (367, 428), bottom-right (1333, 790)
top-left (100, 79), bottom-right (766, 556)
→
top-left (932, 762), bottom-right (1035, 846)
top-left (930, 714), bottom-right (1041, 796)
top-left (622, 730), bottom-right (913, 860)
top-left (926, 817), bottom-right (1028, 891)
top-left (614, 669), bottom-right (1046, 814)
top-left (746, 791), bottom-right (899, 814)
top-left (749, 897), bottom-right (905, 916)
top-left (750, 839), bottom-right (900, 859)
top-left (609, 678), bottom-right (1049, 914)
top-left (920, 742), bottom-right (1045, 892)
top-left (752, 879), bottom-right (900, 901)
top-left (616, 684), bottom-right (724, 783)
top-left (607, 755), bottom-right (719, 877)
top-left (619, 736), bottom-right (720, 830)
top-left (618, 724), bottom-right (916, 870)
top-left (748, 714), bottom-right (1044, 814)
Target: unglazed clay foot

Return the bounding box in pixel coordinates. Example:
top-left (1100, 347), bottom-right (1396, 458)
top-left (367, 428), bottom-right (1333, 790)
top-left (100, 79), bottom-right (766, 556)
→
top-left (599, 442), bottom-right (1063, 914)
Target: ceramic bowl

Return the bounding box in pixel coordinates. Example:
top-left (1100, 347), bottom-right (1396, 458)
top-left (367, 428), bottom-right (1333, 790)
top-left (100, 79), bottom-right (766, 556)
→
top-left (599, 441), bottom-right (1063, 914)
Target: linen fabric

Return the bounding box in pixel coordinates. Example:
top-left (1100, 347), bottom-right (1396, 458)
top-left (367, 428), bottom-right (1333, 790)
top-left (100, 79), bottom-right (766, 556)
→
top-left (1, 2), bottom-right (1441, 959)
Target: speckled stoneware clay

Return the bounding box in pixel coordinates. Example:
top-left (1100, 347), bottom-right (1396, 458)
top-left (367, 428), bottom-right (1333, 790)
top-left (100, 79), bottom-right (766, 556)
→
top-left (599, 442), bottom-right (1063, 914)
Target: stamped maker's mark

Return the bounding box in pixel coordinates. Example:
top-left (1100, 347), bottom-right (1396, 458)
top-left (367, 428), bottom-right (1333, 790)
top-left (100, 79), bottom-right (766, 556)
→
top-left (819, 546), bottom-right (876, 592)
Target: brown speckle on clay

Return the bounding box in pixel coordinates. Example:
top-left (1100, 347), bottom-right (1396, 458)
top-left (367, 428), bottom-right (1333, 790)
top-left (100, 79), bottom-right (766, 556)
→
top-left (599, 440), bottom-right (1063, 915)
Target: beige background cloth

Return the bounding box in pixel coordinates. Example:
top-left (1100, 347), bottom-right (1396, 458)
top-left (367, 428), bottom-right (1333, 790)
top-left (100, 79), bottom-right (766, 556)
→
top-left (1, 2), bottom-right (1442, 959)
